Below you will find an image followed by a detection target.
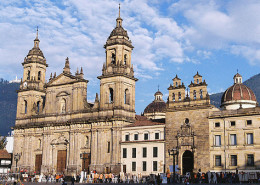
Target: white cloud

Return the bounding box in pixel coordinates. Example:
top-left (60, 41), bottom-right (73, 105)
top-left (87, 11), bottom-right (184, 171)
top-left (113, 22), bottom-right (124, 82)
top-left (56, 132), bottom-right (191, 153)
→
top-left (0, 0), bottom-right (190, 83)
top-left (170, 0), bottom-right (260, 64)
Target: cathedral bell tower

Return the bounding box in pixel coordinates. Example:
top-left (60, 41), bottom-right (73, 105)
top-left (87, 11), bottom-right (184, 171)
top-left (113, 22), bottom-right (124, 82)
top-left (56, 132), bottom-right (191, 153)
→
top-left (97, 5), bottom-right (137, 120)
top-left (16, 28), bottom-right (47, 117)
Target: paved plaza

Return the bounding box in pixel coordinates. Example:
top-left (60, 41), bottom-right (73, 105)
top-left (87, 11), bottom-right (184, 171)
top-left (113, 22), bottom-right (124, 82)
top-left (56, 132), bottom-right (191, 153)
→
top-left (0, 182), bottom-right (259, 185)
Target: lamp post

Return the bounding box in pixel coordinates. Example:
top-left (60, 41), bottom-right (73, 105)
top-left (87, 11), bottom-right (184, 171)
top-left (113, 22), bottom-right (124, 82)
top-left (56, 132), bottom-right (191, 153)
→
top-left (14, 153), bottom-right (21, 180)
top-left (168, 147), bottom-right (179, 183)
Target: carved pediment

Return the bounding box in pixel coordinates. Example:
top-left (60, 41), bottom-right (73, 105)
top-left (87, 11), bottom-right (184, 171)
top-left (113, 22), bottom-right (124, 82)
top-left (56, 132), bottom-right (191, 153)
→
top-left (51, 135), bottom-right (69, 145)
top-left (56, 91), bottom-right (70, 97)
top-left (47, 73), bottom-right (79, 86)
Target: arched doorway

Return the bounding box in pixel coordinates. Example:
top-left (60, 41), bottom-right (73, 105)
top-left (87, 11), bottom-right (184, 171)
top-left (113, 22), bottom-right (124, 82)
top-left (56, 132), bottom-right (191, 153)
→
top-left (182, 150), bottom-right (194, 175)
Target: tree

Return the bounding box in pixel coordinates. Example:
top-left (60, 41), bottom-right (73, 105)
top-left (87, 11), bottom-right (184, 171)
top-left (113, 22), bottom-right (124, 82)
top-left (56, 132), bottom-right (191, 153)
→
top-left (0, 136), bottom-right (7, 149)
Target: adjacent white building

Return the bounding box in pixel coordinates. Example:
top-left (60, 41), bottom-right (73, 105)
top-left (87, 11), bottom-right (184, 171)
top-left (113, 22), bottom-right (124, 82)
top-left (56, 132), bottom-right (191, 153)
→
top-left (121, 115), bottom-right (165, 176)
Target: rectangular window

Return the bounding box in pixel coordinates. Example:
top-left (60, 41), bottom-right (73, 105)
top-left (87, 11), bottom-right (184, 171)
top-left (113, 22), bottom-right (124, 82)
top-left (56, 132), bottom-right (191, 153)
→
top-left (153, 147), bottom-right (158, 157)
top-left (247, 133), bottom-right (253, 144)
top-left (215, 135), bottom-right (221, 146)
top-left (125, 134), bottom-right (129, 141)
top-left (107, 141), bottom-right (110, 153)
top-left (143, 147), bottom-right (147, 158)
top-left (155, 133), bottom-right (160, 139)
top-left (230, 134), bottom-right (237, 145)
top-left (153, 161), bottom-right (157, 171)
top-left (230, 121), bottom-right (236, 126)
top-left (123, 148), bottom-right (127, 158)
top-left (247, 154), bottom-right (254, 166)
top-left (215, 122), bottom-right (220, 127)
top-left (231, 155), bottom-right (237, 166)
top-left (134, 134), bottom-right (138, 141)
top-left (144, 133), bottom-right (149, 140)
top-left (132, 162), bottom-right (136, 171)
top-left (215, 155), bottom-right (221, 166)
top-left (0, 160), bottom-right (11, 165)
top-left (246, 120), bottom-right (252, 125)
top-left (132, 148), bottom-right (136, 158)
top-left (142, 161), bottom-right (147, 171)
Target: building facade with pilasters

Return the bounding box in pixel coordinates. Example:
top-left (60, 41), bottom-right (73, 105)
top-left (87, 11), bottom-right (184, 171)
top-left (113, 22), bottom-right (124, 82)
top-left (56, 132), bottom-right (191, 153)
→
top-left (13, 9), bottom-right (137, 176)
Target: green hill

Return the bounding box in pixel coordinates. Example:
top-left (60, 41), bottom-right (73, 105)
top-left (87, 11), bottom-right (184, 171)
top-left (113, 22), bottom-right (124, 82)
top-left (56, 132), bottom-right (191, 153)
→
top-left (210, 73), bottom-right (260, 108)
top-left (0, 79), bottom-right (19, 136)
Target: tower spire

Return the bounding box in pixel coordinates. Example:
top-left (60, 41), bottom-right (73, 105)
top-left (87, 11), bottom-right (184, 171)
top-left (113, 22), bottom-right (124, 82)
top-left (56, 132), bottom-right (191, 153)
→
top-left (119, 3), bottom-right (121, 18)
top-left (36, 26), bottom-right (39, 40)
top-left (34, 26), bottom-right (40, 48)
top-left (116, 4), bottom-right (123, 27)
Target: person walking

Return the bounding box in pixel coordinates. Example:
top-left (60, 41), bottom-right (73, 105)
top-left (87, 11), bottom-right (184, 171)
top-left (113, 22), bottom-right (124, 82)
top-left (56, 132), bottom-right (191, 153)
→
top-left (71, 176), bottom-right (75, 185)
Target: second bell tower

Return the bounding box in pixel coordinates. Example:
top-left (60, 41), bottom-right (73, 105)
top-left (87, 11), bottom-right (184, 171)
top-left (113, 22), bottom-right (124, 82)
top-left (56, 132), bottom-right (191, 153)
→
top-left (98, 6), bottom-right (137, 120)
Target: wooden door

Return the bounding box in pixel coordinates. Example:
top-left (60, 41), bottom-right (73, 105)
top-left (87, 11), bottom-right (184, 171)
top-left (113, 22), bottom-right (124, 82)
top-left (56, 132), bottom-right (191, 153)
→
top-left (123, 165), bottom-right (126, 173)
top-left (82, 153), bottom-right (90, 173)
top-left (35, 154), bottom-right (42, 174)
top-left (57, 150), bottom-right (67, 173)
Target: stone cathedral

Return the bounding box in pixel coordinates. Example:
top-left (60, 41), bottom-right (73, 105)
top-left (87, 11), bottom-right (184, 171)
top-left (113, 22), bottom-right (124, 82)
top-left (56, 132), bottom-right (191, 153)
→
top-left (13, 10), bottom-right (137, 175)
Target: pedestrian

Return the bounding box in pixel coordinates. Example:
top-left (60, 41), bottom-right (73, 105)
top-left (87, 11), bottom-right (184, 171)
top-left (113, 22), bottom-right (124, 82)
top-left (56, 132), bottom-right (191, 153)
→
top-left (157, 174), bottom-right (161, 185)
top-left (71, 176), bottom-right (75, 185)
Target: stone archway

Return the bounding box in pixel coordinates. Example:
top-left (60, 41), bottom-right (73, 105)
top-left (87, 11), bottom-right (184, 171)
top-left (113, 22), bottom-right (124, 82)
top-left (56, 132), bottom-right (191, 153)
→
top-left (182, 150), bottom-right (194, 175)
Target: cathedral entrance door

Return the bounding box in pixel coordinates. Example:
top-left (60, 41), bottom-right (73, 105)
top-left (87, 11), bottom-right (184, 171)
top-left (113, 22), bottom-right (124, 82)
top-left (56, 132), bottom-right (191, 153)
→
top-left (57, 150), bottom-right (67, 173)
top-left (35, 154), bottom-right (42, 174)
top-left (182, 150), bottom-right (194, 175)
top-left (82, 153), bottom-right (91, 174)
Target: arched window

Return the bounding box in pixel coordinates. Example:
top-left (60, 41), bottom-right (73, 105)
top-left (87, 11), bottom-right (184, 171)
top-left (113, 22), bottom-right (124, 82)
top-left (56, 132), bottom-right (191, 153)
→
top-left (172, 93), bottom-right (175, 102)
top-left (27, 70), bottom-right (30, 80)
top-left (24, 100), bottom-right (27, 114)
top-left (178, 92), bottom-right (181, 101)
top-left (37, 101), bottom-right (40, 113)
top-left (85, 136), bottom-right (89, 147)
top-left (194, 90), bottom-right (197, 100)
top-left (38, 139), bottom-right (41, 149)
top-left (60, 98), bottom-right (66, 113)
top-left (200, 89), bottom-right (203, 99)
top-left (111, 53), bottom-right (116, 64)
top-left (124, 54), bottom-right (127, 65)
top-left (197, 79), bottom-right (199, 84)
top-left (125, 89), bottom-right (130, 104)
top-left (176, 82), bottom-right (178, 87)
top-left (38, 71), bottom-right (41, 80)
top-left (109, 88), bottom-right (114, 103)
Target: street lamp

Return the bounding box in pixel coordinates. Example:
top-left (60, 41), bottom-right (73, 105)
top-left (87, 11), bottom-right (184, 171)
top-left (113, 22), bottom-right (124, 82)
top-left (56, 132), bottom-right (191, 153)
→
top-left (168, 147), bottom-right (179, 183)
top-left (14, 153), bottom-right (21, 180)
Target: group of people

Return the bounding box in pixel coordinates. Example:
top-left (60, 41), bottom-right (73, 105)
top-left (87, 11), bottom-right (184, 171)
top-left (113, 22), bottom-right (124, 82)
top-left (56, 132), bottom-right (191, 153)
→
top-left (181, 171), bottom-right (260, 184)
top-left (2, 171), bottom-right (260, 184)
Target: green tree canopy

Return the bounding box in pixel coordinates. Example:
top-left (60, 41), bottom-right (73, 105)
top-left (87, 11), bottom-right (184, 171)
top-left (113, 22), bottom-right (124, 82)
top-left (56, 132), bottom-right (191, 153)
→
top-left (0, 136), bottom-right (7, 149)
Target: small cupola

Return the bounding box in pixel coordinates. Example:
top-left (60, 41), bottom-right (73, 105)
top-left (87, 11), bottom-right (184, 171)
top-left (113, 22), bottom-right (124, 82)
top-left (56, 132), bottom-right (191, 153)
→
top-left (233, 73), bottom-right (242, 84)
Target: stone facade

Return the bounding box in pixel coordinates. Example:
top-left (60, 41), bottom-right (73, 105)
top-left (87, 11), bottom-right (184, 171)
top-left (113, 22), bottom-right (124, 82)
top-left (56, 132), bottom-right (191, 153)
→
top-left (165, 73), bottom-right (217, 174)
top-left (209, 108), bottom-right (260, 172)
top-left (13, 11), bottom-right (137, 176)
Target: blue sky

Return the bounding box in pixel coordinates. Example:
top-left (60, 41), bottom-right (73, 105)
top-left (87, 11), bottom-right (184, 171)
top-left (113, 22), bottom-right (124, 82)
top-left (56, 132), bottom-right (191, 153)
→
top-left (1, 0), bottom-right (260, 114)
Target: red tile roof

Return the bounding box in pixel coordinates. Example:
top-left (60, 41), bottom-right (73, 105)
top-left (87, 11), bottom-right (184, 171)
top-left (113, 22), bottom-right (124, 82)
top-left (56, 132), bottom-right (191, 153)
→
top-left (0, 149), bottom-right (11, 159)
top-left (125, 115), bottom-right (165, 127)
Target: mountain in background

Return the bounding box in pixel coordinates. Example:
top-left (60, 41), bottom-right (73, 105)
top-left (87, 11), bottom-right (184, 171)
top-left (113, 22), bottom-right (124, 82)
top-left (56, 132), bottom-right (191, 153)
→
top-left (0, 79), bottom-right (19, 136)
top-left (0, 73), bottom-right (260, 136)
top-left (210, 73), bottom-right (260, 108)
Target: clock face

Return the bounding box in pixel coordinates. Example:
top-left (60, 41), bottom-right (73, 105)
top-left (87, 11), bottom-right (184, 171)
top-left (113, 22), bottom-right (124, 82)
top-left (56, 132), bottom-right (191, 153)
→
top-left (23, 82), bottom-right (27, 87)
